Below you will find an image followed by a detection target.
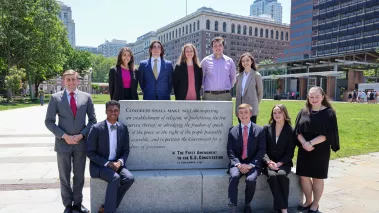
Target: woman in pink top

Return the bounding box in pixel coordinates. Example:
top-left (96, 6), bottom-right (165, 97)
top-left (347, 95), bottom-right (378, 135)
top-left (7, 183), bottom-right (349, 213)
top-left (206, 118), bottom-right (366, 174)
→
top-left (109, 47), bottom-right (139, 100)
top-left (172, 43), bottom-right (203, 100)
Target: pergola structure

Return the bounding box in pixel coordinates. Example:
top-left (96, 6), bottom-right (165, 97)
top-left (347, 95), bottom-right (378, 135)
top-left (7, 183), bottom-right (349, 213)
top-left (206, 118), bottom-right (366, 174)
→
top-left (258, 50), bottom-right (379, 100)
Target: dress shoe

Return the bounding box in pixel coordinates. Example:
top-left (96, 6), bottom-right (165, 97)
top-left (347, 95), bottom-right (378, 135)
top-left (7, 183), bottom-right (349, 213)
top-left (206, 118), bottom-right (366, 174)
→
top-left (64, 205), bottom-right (73, 213)
top-left (297, 203), bottom-right (312, 211)
top-left (244, 205), bottom-right (252, 213)
top-left (72, 204), bottom-right (90, 213)
top-left (98, 205), bottom-right (104, 213)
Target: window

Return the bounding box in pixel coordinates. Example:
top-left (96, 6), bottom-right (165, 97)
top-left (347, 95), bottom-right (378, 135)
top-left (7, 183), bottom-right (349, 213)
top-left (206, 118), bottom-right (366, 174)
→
top-left (232, 24), bottom-right (235, 33)
top-left (285, 32), bottom-right (289, 41)
top-left (193, 22), bottom-right (196, 31)
top-left (260, 28), bottom-right (263, 37)
top-left (206, 20), bottom-right (210, 30)
top-left (223, 22), bottom-right (227, 32)
top-left (186, 25), bottom-right (188, 34)
top-left (64, 13), bottom-right (67, 18)
top-left (179, 28), bottom-right (181, 37)
top-left (271, 30), bottom-right (274, 39)
top-left (249, 27), bottom-right (252, 36)
top-left (280, 31), bottom-right (284, 40)
top-left (237, 25), bottom-right (241, 34)
top-left (215, 21), bottom-right (218, 31)
top-left (190, 24), bottom-right (192, 33)
top-left (255, 27), bottom-right (258, 36)
top-left (197, 20), bottom-right (200, 30)
top-left (265, 29), bottom-right (268, 38)
top-left (176, 29), bottom-right (178, 38)
top-left (276, 30), bottom-right (279, 39)
top-left (243, 26), bottom-right (247, 35)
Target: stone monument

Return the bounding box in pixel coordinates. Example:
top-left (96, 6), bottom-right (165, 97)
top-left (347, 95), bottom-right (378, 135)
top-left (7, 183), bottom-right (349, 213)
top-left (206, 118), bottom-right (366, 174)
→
top-left (90, 100), bottom-right (302, 213)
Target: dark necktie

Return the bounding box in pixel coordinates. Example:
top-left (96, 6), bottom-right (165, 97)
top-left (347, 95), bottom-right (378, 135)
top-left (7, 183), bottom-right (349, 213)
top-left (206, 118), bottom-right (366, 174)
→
top-left (70, 92), bottom-right (77, 117)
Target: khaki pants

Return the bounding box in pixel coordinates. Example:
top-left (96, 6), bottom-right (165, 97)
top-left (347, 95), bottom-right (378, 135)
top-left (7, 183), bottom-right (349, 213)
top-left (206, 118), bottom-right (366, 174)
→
top-left (202, 92), bottom-right (232, 101)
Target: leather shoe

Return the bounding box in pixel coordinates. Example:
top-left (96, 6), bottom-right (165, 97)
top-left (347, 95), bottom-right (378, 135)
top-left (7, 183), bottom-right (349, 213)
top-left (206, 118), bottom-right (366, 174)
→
top-left (297, 203), bottom-right (312, 211)
top-left (64, 205), bottom-right (73, 213)
top-left (98, 205), bottom-right (104, 213)
top-left (244, 205), bottom-right (252, 213)
top-left (72, 204), bottom-right (90, 213)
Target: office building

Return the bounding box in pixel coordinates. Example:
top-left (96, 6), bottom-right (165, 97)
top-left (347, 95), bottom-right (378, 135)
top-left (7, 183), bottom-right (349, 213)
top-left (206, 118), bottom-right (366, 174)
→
top-left (57, 1), bottom-right (76, 47)
top-left (250, 0), bottom-right (282, 23)
top-left (98, 39), bottom-right (127, 57)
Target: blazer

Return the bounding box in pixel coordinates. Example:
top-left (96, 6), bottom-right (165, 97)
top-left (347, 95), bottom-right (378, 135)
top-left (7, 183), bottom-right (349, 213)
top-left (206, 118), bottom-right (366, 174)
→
top-left (262, 123), bottom-right (295, 168)
top-left (45, 90), bottom-right (97, 152)
top-left (227, 123), bottom-right (266, 168)
top-left (235, 71), bottom-right (263, 116)
top-left (172, 62), bottom-right (203, 100)
top-left (138, 57), bottom-right (173, 100)
top-left (108, 65), bottom-right (139, 101)
top-left (87, 120), bottom-right (130, 178)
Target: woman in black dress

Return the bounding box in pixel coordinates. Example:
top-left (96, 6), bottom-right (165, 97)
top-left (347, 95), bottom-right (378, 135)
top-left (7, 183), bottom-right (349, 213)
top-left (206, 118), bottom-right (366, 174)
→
top-left (263, 104), bottom-right (295, 213)
top-left (109, 47), bottom-right (139, 101)
top-left (295, 86), bottom-right (340, 213)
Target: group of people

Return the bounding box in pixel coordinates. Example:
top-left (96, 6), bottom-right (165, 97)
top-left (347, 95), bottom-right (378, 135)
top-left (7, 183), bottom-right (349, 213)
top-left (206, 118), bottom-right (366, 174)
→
top-left (44, 37), bottom-right (340, 213)
top-left (228, 86), bottom-right (339, 213)
top-left (109, 36), bottom-right (264, 123)
top-left (348, 90), bottom-right (379, 103)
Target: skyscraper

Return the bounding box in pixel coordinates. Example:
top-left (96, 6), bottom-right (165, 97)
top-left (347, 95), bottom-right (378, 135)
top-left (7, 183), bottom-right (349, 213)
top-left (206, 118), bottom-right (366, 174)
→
top-left (250, 0), bottom-right (282, 23)
top-left (57, 1), bottom-right (76, 47)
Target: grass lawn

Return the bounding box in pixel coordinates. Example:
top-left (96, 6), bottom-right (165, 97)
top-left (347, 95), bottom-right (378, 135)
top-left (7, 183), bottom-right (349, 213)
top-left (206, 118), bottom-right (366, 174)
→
top-left (2, 94), bottom-right (378, 161)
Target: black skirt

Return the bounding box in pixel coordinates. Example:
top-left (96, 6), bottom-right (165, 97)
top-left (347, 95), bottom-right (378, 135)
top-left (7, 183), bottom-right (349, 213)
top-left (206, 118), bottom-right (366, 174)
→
top-left (123, 88), bottom-right (132, 100)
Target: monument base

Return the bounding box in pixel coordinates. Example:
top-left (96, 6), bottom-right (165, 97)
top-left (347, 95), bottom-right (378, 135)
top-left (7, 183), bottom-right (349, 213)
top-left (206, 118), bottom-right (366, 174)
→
top-left (90, 169), bottom-right (302, 213)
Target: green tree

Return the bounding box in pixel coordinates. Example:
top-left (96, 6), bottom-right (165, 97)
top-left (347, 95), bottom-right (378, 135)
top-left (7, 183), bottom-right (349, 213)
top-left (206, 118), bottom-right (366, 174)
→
top-left (0, 0), bottom-right (69, 99)
top-left (5, 66), bottom-right (26, 101)
top-left (63, 49), bottom-right (92, 77)
top-left (91, 54), bottom-right (115, 83)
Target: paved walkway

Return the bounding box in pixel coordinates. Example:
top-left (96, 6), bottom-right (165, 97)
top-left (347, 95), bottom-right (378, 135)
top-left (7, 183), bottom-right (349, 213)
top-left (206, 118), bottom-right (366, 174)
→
top-left (0, 105), bottom-right (378, 212)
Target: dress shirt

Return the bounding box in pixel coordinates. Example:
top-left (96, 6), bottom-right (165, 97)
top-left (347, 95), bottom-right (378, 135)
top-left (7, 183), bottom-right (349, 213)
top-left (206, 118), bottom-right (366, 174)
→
top-left (104, 121), bottom-right (124, 167)
top-left (150, 57), bottom-right (161, 75)
top-left (65, 88), bottom-right (78, 106)
top-left (241, 71), bottom-right (250, 96)
top-left (201, 54), bottom-right (236, 91)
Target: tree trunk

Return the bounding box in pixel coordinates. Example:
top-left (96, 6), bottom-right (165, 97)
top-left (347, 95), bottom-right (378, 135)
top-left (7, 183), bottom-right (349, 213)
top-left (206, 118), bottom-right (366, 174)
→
top-left (6, 88), bottom-right (12, 103)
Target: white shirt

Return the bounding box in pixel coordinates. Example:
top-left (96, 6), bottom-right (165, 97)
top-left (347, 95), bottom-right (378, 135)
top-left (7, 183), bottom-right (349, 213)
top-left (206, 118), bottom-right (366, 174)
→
top-left (240, 122), bottom-right (252, 137)
top-left (105, 120), bottom-right (124, 166)
top-left (150, 57), bottom-right (161, 75)
top-left (65, 89), bottom-right (78, 106)
top-left (241, 72), bottom-right (250, 96)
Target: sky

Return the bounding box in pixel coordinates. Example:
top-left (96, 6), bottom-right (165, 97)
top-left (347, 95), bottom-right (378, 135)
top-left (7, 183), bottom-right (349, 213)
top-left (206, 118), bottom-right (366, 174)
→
top-left (60, 0), bottom-right (291, 47)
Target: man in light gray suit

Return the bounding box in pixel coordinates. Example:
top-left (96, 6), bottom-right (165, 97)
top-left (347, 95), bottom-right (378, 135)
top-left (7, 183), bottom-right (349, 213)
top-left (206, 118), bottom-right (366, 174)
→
top-left (45, 70), bottom-right (97, 213)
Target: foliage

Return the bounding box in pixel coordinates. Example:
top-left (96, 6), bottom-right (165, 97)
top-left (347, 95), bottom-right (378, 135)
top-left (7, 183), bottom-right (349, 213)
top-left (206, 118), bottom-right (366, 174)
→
top-left (5, 66), bottom-right (26, 94)
top-left (0, 0), bottom-right (70, 99)
top-left (63, 49), bottom-right (92, 77)
top-left (90, 54), bottom-right (115, 83)
top-left (258, 59), bottom-right (274, 65)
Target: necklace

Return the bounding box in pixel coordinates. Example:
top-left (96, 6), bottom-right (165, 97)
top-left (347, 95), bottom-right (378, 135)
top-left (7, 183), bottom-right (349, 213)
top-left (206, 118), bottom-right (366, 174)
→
top-left (311, 105), bottom-right (323, 114)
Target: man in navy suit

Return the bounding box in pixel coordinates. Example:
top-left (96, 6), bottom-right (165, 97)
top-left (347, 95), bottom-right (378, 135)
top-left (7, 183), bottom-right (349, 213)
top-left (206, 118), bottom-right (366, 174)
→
top-left (227, 103), bottom-right (266, 213)
top-left (87, 100), bottom-right (134, 213)
top-left (138, 40), bottom-right (173, 100)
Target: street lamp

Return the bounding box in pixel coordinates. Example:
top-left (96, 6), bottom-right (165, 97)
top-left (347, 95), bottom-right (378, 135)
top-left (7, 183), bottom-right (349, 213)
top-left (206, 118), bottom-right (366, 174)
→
top-left (88, 68), bottom-right (93, 94)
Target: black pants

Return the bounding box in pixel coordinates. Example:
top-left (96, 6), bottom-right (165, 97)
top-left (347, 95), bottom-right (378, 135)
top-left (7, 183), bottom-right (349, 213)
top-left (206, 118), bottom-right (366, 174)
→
top-left (228, 166), bottom-right (261, 206)
top-left (238, 116), bottom-right (257, 124)
top-left (123, 88), bottom-right (132, 100)
top-left (263, 166), bottom-right (291, 210)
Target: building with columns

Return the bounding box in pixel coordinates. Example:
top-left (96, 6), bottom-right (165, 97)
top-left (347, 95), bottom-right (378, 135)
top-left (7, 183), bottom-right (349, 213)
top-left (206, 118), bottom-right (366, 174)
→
top-left (155, 7), bottom-right (290, 65)
top-left (132, 31), bottom-right (157, 65)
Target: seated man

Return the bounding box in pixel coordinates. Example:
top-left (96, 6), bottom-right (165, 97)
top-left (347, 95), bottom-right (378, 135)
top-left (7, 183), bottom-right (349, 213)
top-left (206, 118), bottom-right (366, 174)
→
top-left (87, 100), bottom-right (134, 213)
top-left (227, 103), bottom-right (266, 213)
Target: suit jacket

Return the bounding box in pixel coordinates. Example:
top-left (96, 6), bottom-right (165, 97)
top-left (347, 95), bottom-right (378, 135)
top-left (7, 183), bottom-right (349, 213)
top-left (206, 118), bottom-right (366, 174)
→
top-left (262, 124), bottom-right (295, 168)
top-left (172, 62), bottom-right (203, 100)
top-left (108, 65), bottom-right (139, 101)
top-left (235, 71), bottom-right (263, 116)
top-left (45, 90), bottom-right (97, 152)
top-left (139, 57), bottom-right (173, 100)
top-left (87, 120), bottom-right (130, 178)
top-left (227, 123), bottom-right (266, 168)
